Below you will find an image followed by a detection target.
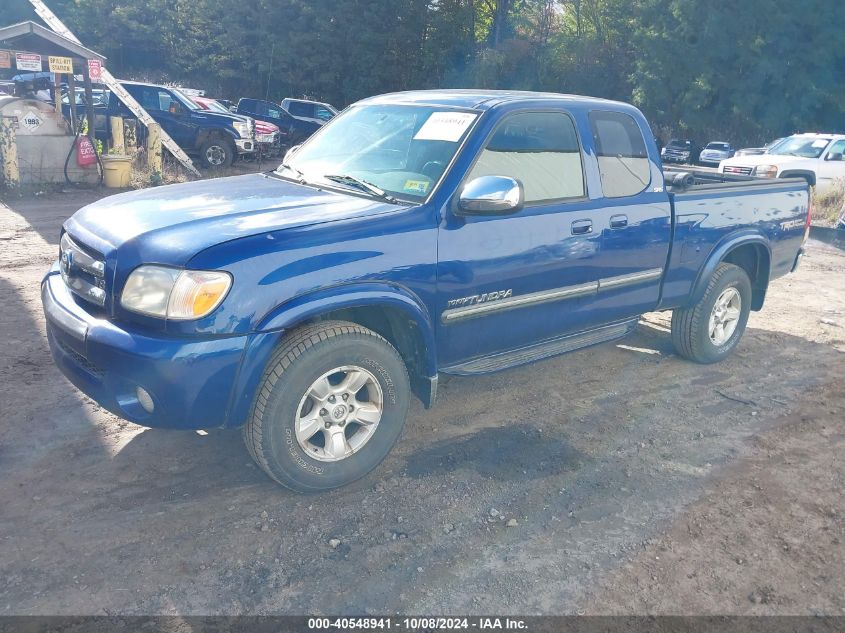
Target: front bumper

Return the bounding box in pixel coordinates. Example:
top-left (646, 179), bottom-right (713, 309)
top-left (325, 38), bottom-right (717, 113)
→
top-left (235, 139), bottom-right (255, 154)
top-left (42, 270), bottom-right (248, 429)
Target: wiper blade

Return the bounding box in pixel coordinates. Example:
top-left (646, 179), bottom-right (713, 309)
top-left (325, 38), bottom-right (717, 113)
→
top-left (323, 174), bottom-right (398, 203)
top-left (278, 162), bottom-right (305, 182)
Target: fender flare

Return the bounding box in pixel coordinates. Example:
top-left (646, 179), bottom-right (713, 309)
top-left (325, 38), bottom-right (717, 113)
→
top-left (223, 283), bottom-right (437, 428)
top-left (779, 170), bottom-right (816, 186)
top-left (196, 126), bottom-right (237, 150)
top-left (689, 231), bottom-right (772, 308)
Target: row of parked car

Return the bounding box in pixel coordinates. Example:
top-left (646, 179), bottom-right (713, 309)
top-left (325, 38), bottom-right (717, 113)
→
top-left (659, 137), bottom-right (793, 166)
top-left (661, 133), bottom-right (845, 195)
top-left (59, 79), bottom-right (337, 168)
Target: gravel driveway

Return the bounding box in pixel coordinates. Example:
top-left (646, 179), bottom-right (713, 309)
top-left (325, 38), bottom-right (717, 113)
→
top-left (1, 191), bottom-right (842, 615)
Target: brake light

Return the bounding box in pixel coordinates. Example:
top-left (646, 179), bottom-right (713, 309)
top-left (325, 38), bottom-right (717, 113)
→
top-left (803, 196), bottom-right (812, 243)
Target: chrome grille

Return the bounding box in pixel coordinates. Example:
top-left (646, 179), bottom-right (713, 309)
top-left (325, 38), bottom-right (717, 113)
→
top-left (59, 233), bottom-right (107, 307)
top-left (723, 165), bottom-right (753, 176)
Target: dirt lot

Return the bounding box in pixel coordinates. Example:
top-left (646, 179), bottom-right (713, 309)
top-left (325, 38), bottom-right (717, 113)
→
top-left (0, 188), bottom-right (843, 616)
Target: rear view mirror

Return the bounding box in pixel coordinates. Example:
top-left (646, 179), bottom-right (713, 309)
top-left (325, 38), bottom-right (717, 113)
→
top-left (457, 176), bottom-right (524, 216)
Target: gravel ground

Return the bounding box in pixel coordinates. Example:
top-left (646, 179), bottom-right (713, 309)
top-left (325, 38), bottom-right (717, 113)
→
top-left (0, 189), bottom-right (842, 615)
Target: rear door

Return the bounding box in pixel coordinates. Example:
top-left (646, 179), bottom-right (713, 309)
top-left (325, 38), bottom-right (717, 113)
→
top-left (587, 110), bottom-right (671, 322)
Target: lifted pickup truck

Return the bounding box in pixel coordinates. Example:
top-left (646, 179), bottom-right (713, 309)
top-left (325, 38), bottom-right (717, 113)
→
top-left (65, 81), bottom-right (256, 168)
top-left (43, 90), bottom-right (810, 492)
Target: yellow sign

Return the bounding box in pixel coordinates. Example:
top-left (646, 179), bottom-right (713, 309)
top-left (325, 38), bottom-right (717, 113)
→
top-left (48, 56), bottom-right (73, 73)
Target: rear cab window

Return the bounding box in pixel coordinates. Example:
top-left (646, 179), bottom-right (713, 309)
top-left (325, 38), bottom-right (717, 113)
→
top-left (467, 111), bottom-right (585, 204)
top-left (588, 110), bottom-right (651, 198)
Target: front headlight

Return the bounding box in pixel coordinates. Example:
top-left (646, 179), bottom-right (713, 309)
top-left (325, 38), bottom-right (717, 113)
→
top-left (753, 164), bottom-right (778, 178)
top-left (121, 265), bottom-right (232, 320)
top-left (233, 121), bottom-right (251, 139)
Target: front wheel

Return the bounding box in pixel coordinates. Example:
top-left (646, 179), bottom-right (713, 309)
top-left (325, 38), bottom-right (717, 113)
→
top-left (671, 263), bottom-right (752, 363)
top-left (243, 321), bottom-right (410, 492)
top-left (198, 138), bottom-right (234, 168)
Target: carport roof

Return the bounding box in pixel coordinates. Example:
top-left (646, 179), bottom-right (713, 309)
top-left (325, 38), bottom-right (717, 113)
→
top-left (0, 21), bottom-right (105, 62)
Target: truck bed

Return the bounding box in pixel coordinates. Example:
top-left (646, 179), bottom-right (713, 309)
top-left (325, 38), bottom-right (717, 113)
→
top-left (659, 166), bottom-right (810, 310)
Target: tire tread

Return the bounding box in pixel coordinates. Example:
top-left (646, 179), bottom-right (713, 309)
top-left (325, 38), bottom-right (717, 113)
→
top-left (243, 320), bottom-right (403, 490)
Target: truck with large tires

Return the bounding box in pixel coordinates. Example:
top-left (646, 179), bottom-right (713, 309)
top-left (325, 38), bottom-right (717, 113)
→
top-left (64, 81), bottom-right (256, 168)
top-left (42, 90), bottom-right (810, 492)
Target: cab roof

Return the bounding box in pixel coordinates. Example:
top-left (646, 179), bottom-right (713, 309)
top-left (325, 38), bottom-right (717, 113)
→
top-left (358, 89), bottom-right (625, 111)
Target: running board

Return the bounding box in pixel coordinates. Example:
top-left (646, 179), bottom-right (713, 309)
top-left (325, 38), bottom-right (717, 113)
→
top-left (442, 319), bottom-right (638, 376)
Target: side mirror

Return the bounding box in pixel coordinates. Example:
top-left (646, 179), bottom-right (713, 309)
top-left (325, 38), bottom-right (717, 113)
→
top-left (457, 176), bottom-right (524, 216)
top-left (283, 144), bottom-right (302, 163)
top-left (827, 152), bottom-right (843, 162)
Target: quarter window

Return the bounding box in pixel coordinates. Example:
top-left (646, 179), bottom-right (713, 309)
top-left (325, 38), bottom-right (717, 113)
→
top-left (467, 111), bottom-right (585, 203)
top-left (588, 111), bottom-right (651, 198)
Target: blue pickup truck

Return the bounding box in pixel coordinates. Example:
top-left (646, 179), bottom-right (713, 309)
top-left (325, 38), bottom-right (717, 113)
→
top-left (235, 98), bottom-right (326, 147)
top-left (65, 81), bottom-right (256, 168)
top-left (42, 90), bottom-right (810, 491)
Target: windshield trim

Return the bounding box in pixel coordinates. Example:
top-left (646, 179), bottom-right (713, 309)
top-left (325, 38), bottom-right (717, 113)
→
top-left (279, 103), bottom-right (484, 205)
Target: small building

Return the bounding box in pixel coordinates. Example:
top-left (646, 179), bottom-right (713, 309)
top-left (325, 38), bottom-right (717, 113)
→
top-left (0, 21), bottom-right (106, 186)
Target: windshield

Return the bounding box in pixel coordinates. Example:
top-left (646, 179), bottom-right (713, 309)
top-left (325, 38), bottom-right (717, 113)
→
top-left (171, 88), bottom-right (201, 111)
top-left (202, 99), bottom-right (230, 114)
top-left (667, 139), bottom-right (691, 148)
top-left (769, 136), bottom-right (832, 158)
top-left (706, 143), bottom-right (729, 150)
top-left (278, 104), bottom-right (478, 202)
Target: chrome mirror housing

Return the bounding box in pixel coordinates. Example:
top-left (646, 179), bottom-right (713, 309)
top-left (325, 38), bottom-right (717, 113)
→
top-left (458, 176), bottom-right (524, 215)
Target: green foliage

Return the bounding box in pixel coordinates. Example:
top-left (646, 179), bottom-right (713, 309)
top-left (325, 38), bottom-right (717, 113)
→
top-left (3, 0), bottom-right (843, 144)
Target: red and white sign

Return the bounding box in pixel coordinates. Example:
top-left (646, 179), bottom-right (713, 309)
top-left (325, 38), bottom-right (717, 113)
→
top-left (76, 136), bottom-right (98, 167)
top-left (15, 53), bottom-right (42, 72)
top-left (87, 59), bottom-right (102, 82)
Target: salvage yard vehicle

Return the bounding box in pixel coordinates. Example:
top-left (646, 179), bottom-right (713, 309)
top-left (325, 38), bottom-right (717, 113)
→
top-left (191, 96), bottom-right (282, 158)
top-left (734, 137), bottom-right (786, 157)
top-left (65, 81), bottom-right (256, 168)
top-left (720, 133), bottom-right (845, 195)
top-left (660, 138), bottom-right (698, 164)
top-left (698, 141), bottom-right (734, 166)
top-left (42, 90), bottom-right (810, 492)
top-left (280, 98), bottom-right (338, 124)
top-left (235, 97), bottom-right (321, 147)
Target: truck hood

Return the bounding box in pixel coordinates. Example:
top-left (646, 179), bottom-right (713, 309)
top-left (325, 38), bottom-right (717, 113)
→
top-left (64, 173), bottom-right (406, 266)
top-left (720, 154), bottom-right (805, 168)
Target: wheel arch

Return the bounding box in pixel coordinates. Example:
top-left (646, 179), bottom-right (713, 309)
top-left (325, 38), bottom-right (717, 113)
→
top-left (690, 232), bottom-right (772, 311)
top-left (779, 170), bottom-right (816, 186)
top-left (225, 284), bottom-right (437, 428)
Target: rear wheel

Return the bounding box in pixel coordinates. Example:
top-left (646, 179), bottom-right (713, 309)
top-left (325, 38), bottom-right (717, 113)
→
top-left (243, 321), bottom-right (410, 492)
top-left (671, 263), bottom-right (752, 363)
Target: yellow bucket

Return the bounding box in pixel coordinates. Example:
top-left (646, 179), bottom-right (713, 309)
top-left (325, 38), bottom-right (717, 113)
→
top-left (101, 155), bottom-right (132, 188)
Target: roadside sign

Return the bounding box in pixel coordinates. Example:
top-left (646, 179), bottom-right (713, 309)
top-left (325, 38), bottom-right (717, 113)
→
top-left (15, 53), bottom-right (42, 72)
top-left (0, 50), bottom-right (11, 69)
top-left (48, 55), bottom-right (73, 73)
top-left (87, 59), bottom-right (102, 82)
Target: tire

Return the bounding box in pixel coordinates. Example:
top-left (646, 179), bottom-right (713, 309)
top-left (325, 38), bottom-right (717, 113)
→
top-left (198, 138), bottom-right (234, 169)
top-left (671, 263), bottom-right (752, 364)
top-left (243, 320), bottom-right (410, 492)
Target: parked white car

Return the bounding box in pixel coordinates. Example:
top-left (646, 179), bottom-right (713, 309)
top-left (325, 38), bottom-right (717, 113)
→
top-left (719, 133), bottom-right (845, 194)
top-left (698, 141), bottom-right (734, 165)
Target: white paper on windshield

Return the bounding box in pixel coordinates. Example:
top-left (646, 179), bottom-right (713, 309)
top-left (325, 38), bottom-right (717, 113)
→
top-left (812, 139), bottom-right (829, 148)
top-left (414, 112), bottom-right (477, 142)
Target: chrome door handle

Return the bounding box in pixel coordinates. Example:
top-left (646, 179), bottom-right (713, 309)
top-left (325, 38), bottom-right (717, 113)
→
top-left (571, 219), bottom-right (593, 235)
top-left (610, 214), bottom-right (628, 228)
